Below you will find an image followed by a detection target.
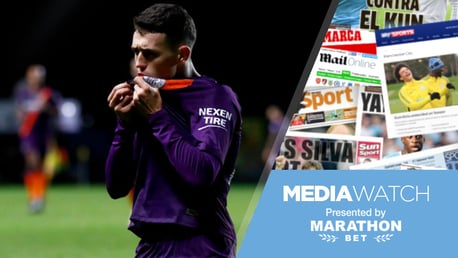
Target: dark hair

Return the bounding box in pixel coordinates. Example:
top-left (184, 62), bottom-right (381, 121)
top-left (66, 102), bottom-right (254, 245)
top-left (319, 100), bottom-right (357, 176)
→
top-left (393, 63), bottom-right (409, 81)
top-left (133, 3), bottom-right (196, 49)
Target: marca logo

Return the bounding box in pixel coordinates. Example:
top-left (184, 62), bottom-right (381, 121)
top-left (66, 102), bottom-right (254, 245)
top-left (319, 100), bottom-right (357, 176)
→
top-left (323, 29), bottom-right (362, 43)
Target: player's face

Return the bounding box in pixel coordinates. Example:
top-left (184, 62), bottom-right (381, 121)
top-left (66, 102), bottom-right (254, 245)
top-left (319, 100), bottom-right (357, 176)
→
top-left (26, 65), bottom-right (46, 89)
top-left (131, 31), bottom-right (181, 79)
top-left (398, 67), bottom-right (413, 82)
top-left (401, 135), bottom-right (424, 153)
top-left (431, 69), bottom-right (442, 77)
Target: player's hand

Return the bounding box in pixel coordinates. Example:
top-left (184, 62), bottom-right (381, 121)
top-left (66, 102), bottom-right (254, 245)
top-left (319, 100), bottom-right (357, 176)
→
top-left (107, 82), bottom-right (134, 122)
top-left (446, 83), bottom-right (455, 90)
top-left (430, 92), bottom-right (440, 100)
top-left (131, 76), bottom-right (163, 116)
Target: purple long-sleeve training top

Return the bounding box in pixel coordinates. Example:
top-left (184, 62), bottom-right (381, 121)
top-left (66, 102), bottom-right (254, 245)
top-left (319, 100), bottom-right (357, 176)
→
top-left (105, 76), bottom-right (242, 243)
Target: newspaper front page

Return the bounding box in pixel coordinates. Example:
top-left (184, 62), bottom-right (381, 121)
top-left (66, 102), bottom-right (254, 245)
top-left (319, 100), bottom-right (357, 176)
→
top-left (277, 131), bottom-right (383, 170)
top-left (289, 86), bottom-right (358, 131)
top-left (375, 20), bottom-right (458, 138)
top-left (350, 143), bottom-right (458, 170)
top-left (289, 27), bottom-right (380, 132)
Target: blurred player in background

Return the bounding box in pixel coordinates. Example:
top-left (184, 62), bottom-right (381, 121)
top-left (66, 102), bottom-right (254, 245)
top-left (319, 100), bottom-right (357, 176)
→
top-left (13, 64), bottom-right (61, 213)
top-left (261, 104), bottom-right (285, 164)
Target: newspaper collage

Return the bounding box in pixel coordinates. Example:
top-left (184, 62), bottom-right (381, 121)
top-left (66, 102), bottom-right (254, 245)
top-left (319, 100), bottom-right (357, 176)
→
top-left (277, 2), bottom-right (458, 170)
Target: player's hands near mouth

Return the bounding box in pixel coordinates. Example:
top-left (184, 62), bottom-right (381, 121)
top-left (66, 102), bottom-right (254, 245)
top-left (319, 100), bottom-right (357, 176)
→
top-left (130, 76), bottom-right (163, 116)
top-left (107, 82), bottom-right (134, 123)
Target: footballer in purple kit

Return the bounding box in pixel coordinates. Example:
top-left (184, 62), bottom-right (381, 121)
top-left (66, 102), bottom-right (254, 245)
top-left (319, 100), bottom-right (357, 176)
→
top-left (105, 3), bottom-right (242, 258)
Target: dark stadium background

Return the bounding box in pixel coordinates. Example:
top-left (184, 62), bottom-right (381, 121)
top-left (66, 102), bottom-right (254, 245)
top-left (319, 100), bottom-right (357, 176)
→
top-left (1, 0), bottom-right (333, 183)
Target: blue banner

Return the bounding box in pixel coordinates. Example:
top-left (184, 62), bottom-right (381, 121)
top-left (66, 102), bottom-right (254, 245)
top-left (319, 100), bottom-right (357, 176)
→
top-left (375, 19), bottom-right (458, 46)
top-left (238, 170), bottom-right (458, 258)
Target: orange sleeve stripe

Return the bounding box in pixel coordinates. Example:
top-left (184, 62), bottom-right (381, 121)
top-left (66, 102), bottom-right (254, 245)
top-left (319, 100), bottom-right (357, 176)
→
top-left (19, 112), bottom-right (40, 138)
top-left (162, 79), bottom-right (194, 90)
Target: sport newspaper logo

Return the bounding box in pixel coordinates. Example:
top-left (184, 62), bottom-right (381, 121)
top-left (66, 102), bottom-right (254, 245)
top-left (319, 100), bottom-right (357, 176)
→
top-left (283, 184), bottom-right (430, 243)
top-left (289, 87), bottom-right (358, 130)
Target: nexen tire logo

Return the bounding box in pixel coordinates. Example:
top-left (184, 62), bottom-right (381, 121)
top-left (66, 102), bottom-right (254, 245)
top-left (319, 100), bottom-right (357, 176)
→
top-left (198, 107), bottom-right (232, 131)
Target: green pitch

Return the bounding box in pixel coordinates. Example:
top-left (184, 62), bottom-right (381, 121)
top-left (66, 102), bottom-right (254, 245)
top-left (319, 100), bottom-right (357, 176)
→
top-left (387, 76), bottom-right (458, 114)
top-left (0, 183), bottom-right (259, 258)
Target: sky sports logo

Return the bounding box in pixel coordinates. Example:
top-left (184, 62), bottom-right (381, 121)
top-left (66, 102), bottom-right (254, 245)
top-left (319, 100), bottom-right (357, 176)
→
top-left (380, 29), bottom-right (415, 38)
